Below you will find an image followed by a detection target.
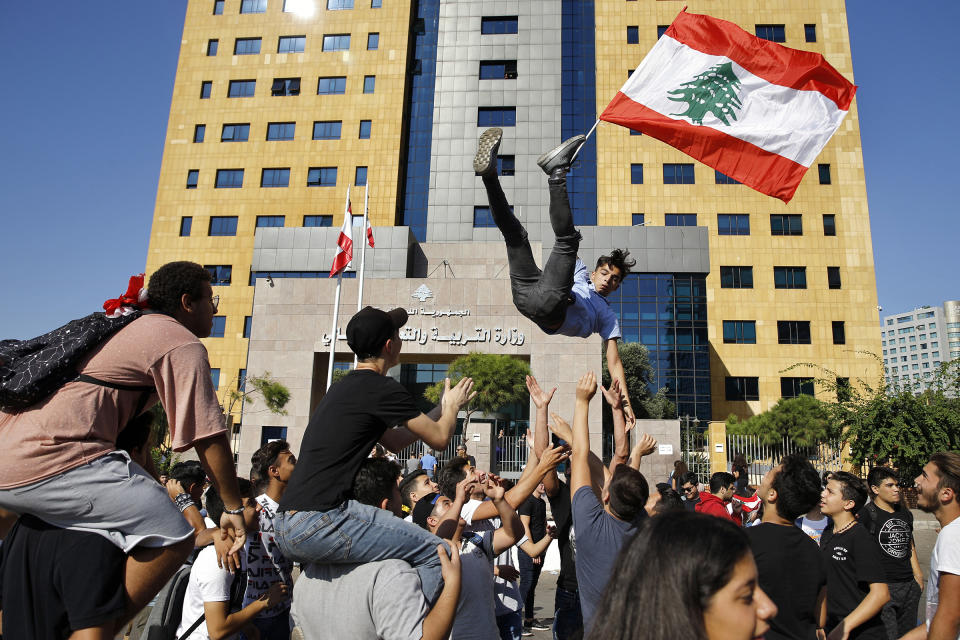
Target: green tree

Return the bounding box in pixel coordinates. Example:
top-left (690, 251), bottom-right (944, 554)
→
top-left (600, 342), bottom-right (675, 420)
top-left (424, 352), bottom-right (531, 430)
top-left (667, 61), bottom-right (743, 126)
top-left (726, 394), bottom-right (839, 447)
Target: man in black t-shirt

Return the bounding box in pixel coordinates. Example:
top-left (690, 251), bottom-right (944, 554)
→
top-left (858, 467), bottom-right (924, 640)
top-left (275, 306), bottom-right (475, 604)
top-left (820, 472), bottom-right (890, 640)
top-left (549, 477), bottom-right (584, 640)
top-left (519, 484), bottom-right (550, 632)
top-left (681, 471), bottom-right (701, 511)
top-left (747, 454), bottom-right (828, 640)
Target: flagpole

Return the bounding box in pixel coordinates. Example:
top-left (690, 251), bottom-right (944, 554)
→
top-left (570, 118), bottom-right (601, 165)
top-left (353, 184), bottom-right (370, 368)
top-left (326, 184), bottom-right (351, 390)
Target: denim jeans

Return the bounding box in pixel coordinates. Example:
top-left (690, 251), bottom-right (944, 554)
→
top-left (252, 609), bottom-right (291, 640)
top-left (518, 549), bottom-right (543, 620)
top-left (553, 587), bottom-right (583, 640)
top-left (274, 500), bottom-right (445, 603)
top-left (497, 611), bottom-right (524, 640)
top-left (482, 172), bottom-right (580, 330)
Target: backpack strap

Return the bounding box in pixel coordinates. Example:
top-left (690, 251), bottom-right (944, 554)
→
top-left (176, 612), bottom-right (206, 640)
top-left (75, 373), bottom-right (155, 425)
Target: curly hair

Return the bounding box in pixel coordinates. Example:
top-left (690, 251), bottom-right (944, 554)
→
top-left (147, 261), bottom-right (212, 316)
top-left (596, 249), bottom-right (636, 277)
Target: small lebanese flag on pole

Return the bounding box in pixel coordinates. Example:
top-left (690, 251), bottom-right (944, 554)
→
top-left (600, 10), bottom-right (856, 203)
top-left (365, 217), bottom-right (375, 248)
top-left (329, 187), bottom-right (354, 277)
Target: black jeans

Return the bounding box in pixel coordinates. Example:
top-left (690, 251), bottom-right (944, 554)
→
top-left (518, 549), bottom-right (544, 621)
top-left (482, 172), bottom-right (580, 331)
top-left (881, 580), bottom-right (922, 639)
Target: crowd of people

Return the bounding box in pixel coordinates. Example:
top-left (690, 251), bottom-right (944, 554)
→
top-left (0, 135), bottom-right (957, 640)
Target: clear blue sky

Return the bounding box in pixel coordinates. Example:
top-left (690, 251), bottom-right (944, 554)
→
top-left (1, 2), bottom-right (956, 339)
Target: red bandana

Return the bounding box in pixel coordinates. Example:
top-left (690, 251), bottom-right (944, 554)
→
top-left (103, 273), bottom-right (148, 318)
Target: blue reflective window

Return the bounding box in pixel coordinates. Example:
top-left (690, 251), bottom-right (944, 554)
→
top-left (367, 33), bottom-right (379, 50)
top-left (266, 122), bottom-right (295, 140)
top-left (663, 163), bottom-right (695, 184)
top-left (327, 0), bottom-right (353, 8)
top-left (186, 170), bottom-right (199, 189)
top-left (563, 0), bottom-right (598, 227)
top-left (221, 123), bottom-right (249, 141)
top-left (818, 163), bottom-right (831, 184)
top-left (213, 0), bottom-right (224, 14)
top-left (630, 164), bottom-right (643, 184)
top-left (278, 35), bottom-right (306, 53)
top-left (479, 60), bottom-right (518, 79)
top-left (371, 0), bottom-right (381, 7)
top-left (773, 266), bottom-right (807, 289)
top-left (363, 75), bottom-right (376, 93)
top-left (256, 215), bottom-right (285, 227)
top-left (354, 166), bottom-right (368, 186)
top-left (215, 169), bottom-right (244, 188)
top-left (632, 213), bottom-right (644, 226)
top-left (313, 121), bottom-right (342, 139)
top-left (260, 169), bottom-right (290, 188)
top-left (805, 24), bottom-right (817, 43)
top-left (358, 120), bottom-right (372, 139)
top-left (234, 38), bottom-right (261, 55)
top-left (193, 124), bottom-right (205, 142)
top-left (210, 316), bottom-right (226, 338)
top-left (205, 265), bottom-right (232, 285)
top-left (626, 26), bottom-right (639, 44)
top-left (723, 320), bottom-right (757, 344)
top-left (657, 25), bottom-right (668, 38)
top-left (477, 107), bottom-right (516, 126)
top-left (473, 206), bottom-right (496, 228)
top-left (180, 216), bottom-right (193, 236)
top-left (496, 156), bottom-right (515, 176)
top-left (715, 170), bottom-right (741, 184)
top-left (243, 317), bottom-right (253, 338)
top-left (322, 34), bottom-right (351, 51)
top-left (717, 214), bottom-right (750, 235)
top-left (317, 76), bottom-right (347, 94)
top-left (720, 266), bottom-right (753, 289)
top-left (755, 24), bottom-right (785, 42)
top-left (207, 39), bottom-right (219, 56)
top-left (271, 77), bottom-right (300, 96)
top-left (303, 215), bottom-right (333, 227)
top-left (481, 16), bottom-right (518, 34)
top-left (240, 0), bottom-right (267, 13)
top-left (200, 81), bottom-right (212, 99)
top-left (770, 214), bottom-right (803, 236)
top-left (211, 368), bottom-right (221, 388)
top-left (665, 214), bottom-right (697, 226)
top-left (307, 167), bottom-right (337, 187)
top-left (228, 80), bottom-right (256, 97)
top-left (260, 426), bottom-right (287, 446)
top-left (209, 216), bottom-right (238, 236)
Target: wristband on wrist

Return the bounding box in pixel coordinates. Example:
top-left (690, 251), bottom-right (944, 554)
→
top-left (223, 505), bottom-right (245, 515)
top-left (174, 493), bottom-right (196, 513)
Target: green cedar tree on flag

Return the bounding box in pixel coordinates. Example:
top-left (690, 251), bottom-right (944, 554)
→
top-left (600, 10), bottom-right (857, 203)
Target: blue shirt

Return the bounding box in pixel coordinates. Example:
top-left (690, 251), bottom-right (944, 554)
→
top-left (420, 454), bottom-right (437, 472)
top-left (555, 260), bottom-right (621, 340)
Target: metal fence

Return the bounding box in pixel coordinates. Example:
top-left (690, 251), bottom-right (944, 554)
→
top-left (394, 435), bottom-right (465, 473)
top-left (681, 424), bottom-right (711, 482)
top-left (494, 435), bottom-right (528, 478)
top-left (725, 434), bottom-right (845, 486)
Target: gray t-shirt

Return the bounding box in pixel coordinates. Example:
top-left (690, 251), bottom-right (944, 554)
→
top-left (572, 486), bottom-right (643, 632)
top-left (291, 560), bottom-right (427, 640)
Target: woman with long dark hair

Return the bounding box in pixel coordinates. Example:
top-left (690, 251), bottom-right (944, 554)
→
top-left (588, 510), bottom-right (777, 640)
top-left (670, 460), bottom-right (689, 492)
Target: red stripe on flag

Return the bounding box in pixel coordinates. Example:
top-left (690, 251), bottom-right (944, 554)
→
top-left (601, 93), bottom-right (808, 203)
top-left (666, 11), bottom-right (856, 111)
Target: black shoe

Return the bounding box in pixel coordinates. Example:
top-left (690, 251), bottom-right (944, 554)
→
top-left (474, 127), bottom-right (503, 175)
top-left (537, 135), bottom-right (586, 175)
top-left (530, 619), bottom-right (550, 631)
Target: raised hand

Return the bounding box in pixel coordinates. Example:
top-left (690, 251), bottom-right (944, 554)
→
top-left (525, 375), bottom-right (557, 410)
top-left (442, 377), bottom-right (477, 414)
top-left (599, 378), bottom-right (623, 410)
top-left (438, 540), bottom-right (462, 584)
top-left (633, 433), bottom-right (657, 458)
top-left (548, 413), bottom-right (574, 444)
top-left (482, 476), bottom-right (506, 501)
top-left (576, 371), bottom-right (598, 402)
top-left (537, 444), bottom-right (571, 471)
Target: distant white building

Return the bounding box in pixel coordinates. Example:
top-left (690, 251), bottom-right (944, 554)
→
top-left (881, 300), bottom-right (960, 391)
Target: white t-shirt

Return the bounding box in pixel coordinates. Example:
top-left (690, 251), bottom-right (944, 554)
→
top-left (927, 517), bottom-right (960, 637)
top-left (798, 515), bottom-right (831, 546)
top-left (176, 546), bottom-right (233, 640)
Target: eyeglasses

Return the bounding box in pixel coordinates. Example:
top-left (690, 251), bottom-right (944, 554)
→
top-left (211, 295), bottom-right (220, 312)
top-left (682, 486), bottom-right (696, 493)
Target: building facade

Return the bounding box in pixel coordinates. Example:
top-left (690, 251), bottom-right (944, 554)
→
top-left (881, 300), bottom-right (960, 391)
top-left (146, 0), bottom-right (881, 460)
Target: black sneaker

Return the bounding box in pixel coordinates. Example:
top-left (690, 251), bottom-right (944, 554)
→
top-left (521, 622), bottom-right (534, 637)
top-left (536, 135), bottom-right (586, 175)
top-left (474, 127), bottom-right (503, 175)
top-left (530, 619), bottom-right (551, 631)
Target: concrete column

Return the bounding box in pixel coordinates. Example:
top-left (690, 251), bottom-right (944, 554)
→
top-left (708, 421), bottom-right (728, 476)
top-left (465, 419), bottom-right (496, 473)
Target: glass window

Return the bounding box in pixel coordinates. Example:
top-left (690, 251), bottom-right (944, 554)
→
top-left (473, 206), bottom-right (497, 228)
top-left (805, 24), bottom-right (817, 43)
top-left (720, 266), bottom-right (753, 289)
top-left (207, 39), bottom-right (219, 56)
top-left (228, 80), bottom-right (256, 97)
top-left (193, 124), bottom-right (205, 143)
top-left (818, 164), bottom-right (831, 185)
top-left (774, 266), bottom-right (807, 289)
top-left (632, 213), bottom-right (645, 226)
top-left (278, 36), bottom-right (306, 53)
top-left (307, 167), bottom-right (337, 187)
top-left (180, 216), bottom-right (192, 237)
top-left (303, 215), bottom-right (333, 227)
top-left (205, 265), bottom-right (233, 285)
top-left (479, 60), bottom-right (518, 80)
top-left (322, 34), bottom-right (351, 51)
top-left (657, 25), bottom-right (669, 38)
top-left (481, 16), bottom-right (519, 35)
top-left (313, 120), bottom-right (342, 139)
top-left (630, 163), bottom-right (643, 184)
top-left (717, 214), bottom-right (749, 235)
top-left (234, 38), bottom-right (262, 55)
top-left (723, 320), bottom-right (757, 344)
top-left (260, 169), bottom-right (290, 188)
top-left (770, 214), bottom-right (803, 236)
top-left (221, 123), bottom-right (250, 141)
top-left (363, 75), bottom-right (376, 93)
top-left (823, 214), bottom-right (836, 236)
top-left (209, 216), bottom-right (238, 236)
top-left (626, 26), bottom-right (639, 44)
top-left (210, 317), bottom-right (226, 338)
top-left (477, 107), bottom-right (516, 126)
top-left (663, 163), bottom-right (695, 184)
top-left (200, 81), bottom-right (212, 99)
top-left (243, 316), bottom-right (252, 338)
top-left (371, 0), bottom-right (381, 6)
top-left (496, 155), bottom-right (515, 176)
top-left (827, 266), bottom-right (842, 289)
top-left (214, 0), bottom-right (224, 14)
top-left (327, 0), bottom-right (354, 8)
top-left (777, 321), bottom-right (812, 344)
top-left (240, 0), bottom-right (267, 13)
top-left (266, 122), bottom-right (295, 141)
top-left (317, 76), bottom-right (347, 94)
top-left (186, 170), bottom-right (199, 189)
top-left (715, 170), bottom-right (741, 185)
top-left (725, 377), bottom-right (759, 401)
top-left (355, 166), bottom-right (368, 186)
top-left (271, 77), bottom-right (301, 96)
top-left (215, 169), bottom-right (244, 188)
top-left (755, 25), bottom-right (786, 42)
top-left (665, 214), bottom-right (697, 226)
top-left (211, 368), bottom-right (220, 389)
top-left (358, 120), bottom-right (372, 139)
top-left (832, 321), bottom-right (845, 345)
top-left (367, 33), bottom-right (379, 50)
top-left (781, 377), bottom-right (815, 398)
top-left (256, 215), bottom-right (285, 227)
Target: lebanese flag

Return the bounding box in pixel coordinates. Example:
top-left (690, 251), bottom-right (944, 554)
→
top-left (329, 200), bottom-right (353, 277)
top-left (600, 10), bottom-right (856, 203)
top-left (365, 217), bottom-right (375, 248)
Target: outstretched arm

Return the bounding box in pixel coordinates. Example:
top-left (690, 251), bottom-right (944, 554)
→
top-left (469, 445), bottom-right (568, 522)
top-left (549, 412), bottom-right (607, 494)
top-left (405, 377), bottom-right (476, 450)
top-left (604, 339), bottom-right (635, 428)
top-left (600, 379), bottom-right (629, 475)
top-left (527, 375), bottom-right (559, 497)
top-left (570, 372), bottom-right (598, 498)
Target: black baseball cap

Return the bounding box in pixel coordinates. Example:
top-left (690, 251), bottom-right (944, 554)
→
top-left (346, 306), bottom-right (408, 359)
top-left (412, 492), bottom-right (441, 530)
